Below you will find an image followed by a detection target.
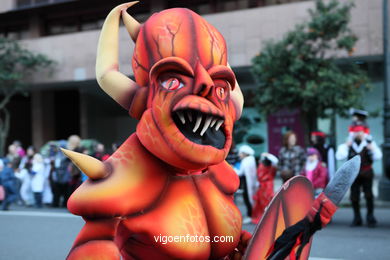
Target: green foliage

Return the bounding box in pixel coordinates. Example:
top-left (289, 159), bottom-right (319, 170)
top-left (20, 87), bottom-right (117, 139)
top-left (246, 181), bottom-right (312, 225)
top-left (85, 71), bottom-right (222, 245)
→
top-left (0, 37), bottom-right (54, 156)
top-left (251, 0), bottom-right (370, 120)
top-left (0, 37), bottom-right (53, 101)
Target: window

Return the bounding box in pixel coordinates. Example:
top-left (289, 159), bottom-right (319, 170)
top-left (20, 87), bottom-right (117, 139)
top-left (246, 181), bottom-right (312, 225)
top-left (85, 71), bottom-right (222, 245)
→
top-left (16, 0), bottom-right (72, 8)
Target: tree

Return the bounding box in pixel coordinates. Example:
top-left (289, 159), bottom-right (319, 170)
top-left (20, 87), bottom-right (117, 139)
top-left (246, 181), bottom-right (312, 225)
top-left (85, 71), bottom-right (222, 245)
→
top-left (251, 0), bottom-right (370, 141)
top-left (0, 37), bottom-right (53, 156)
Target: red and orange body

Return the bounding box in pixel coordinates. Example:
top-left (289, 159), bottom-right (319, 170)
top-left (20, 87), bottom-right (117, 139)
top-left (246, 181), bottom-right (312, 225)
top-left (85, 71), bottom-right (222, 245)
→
top-left (64, 2), bottom-right (245, 259)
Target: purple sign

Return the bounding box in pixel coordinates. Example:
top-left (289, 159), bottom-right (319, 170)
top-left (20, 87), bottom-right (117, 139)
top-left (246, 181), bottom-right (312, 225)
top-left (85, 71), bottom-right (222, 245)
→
top-left (267, 108), bottom-right (305, 156)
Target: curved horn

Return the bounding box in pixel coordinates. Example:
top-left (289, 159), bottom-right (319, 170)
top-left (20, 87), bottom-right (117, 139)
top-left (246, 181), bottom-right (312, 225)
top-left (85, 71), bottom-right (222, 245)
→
top-left (228, 63), bottom-right (244, 119)
top-left (96, 2), bottom-right (141, 110)
top-left (122, 6), bottom-right (141, 42)
top-left (61, 148), bottom-right (108, 180)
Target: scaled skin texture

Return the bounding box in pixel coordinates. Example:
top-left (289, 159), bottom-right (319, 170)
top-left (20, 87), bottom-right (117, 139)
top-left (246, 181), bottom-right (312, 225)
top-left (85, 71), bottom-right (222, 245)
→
top-left (64, 2), bottom-right (247, 259)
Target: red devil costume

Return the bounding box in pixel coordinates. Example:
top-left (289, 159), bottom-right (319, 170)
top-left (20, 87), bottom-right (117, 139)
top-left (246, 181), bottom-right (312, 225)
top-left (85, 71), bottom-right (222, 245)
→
top-left (62, 2), bottom-right (356, 260)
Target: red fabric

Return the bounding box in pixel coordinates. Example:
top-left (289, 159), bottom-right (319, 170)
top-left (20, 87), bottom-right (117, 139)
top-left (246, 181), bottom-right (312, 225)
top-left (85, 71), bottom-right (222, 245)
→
top-left (307, 192), bottom-right (338, 227)
top-left (311, 131), bottom-right (326, 138)
top-left (349, 125), bottom-right (369, 133)
top-left (251, 164), bottom-right (276, 224)
top-left (361, 165), bottom-right (372, 172)
top-left (301, 162), bottom-right (328, 189)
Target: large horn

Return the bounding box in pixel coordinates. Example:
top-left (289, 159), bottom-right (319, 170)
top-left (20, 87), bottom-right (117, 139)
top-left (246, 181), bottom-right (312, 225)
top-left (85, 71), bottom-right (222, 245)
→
top-left (122, 5), bottom-right (141, 42)
top-left (96, 2), bottom-right (141, 110)
top-left (228, 63), bottom-right (244, 119)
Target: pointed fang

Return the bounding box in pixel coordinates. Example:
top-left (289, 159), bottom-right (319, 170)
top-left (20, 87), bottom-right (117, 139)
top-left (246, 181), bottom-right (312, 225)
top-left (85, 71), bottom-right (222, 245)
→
top-left (177, 111), bottom-right (185, 124)
top-left (187, 111), bottom-right (193, 122)
top-left (210, 118), bottom-right (217, 127)
top-left (193, 114), bottom-right (202, 133)
top-left (215, 120), bottom-right (224, 131)
top-left (200, 116), bottom-right (212, 136)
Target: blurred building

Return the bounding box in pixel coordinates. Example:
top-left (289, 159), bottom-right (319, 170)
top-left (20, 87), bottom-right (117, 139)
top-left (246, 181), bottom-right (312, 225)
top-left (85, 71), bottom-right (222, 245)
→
top-left (0, 0), bottom-right (385, 169)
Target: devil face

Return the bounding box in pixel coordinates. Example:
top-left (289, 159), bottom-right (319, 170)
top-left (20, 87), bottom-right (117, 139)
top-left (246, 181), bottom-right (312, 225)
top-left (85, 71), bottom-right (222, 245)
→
top-left (133, 9), bottom-right (240, 172)
top-left (95, 4), bottom-right (243, 172)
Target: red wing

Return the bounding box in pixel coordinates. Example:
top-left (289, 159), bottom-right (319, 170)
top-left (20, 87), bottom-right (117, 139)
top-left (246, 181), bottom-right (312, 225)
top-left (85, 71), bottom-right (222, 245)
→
top-left (244, 176), bottom-right (314, 260)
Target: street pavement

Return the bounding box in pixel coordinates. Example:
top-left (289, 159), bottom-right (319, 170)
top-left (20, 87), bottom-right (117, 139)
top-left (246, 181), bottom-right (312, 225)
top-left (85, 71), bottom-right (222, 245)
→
top-left (0, 198), bottom-right (389, 260)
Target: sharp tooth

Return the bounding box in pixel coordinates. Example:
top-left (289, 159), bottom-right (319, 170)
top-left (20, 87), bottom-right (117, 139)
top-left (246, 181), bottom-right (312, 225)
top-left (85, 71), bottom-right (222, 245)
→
top-left (200, 116), bottom-right (212, 136)
top-left (210, 118), bottom-right (217, 127)
top-left (177, 111), bottom-right (185, 124)
top-left (187, 111), bottom-right (193, 122)
top-left (193, 114), bottom-right (202, 133)
top-left (215, 119), bottom-right (224, 131)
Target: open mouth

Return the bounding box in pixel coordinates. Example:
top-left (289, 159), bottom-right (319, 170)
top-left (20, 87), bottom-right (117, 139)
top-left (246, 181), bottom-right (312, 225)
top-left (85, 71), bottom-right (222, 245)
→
top-left (172, 109), bottom-right (226, 149)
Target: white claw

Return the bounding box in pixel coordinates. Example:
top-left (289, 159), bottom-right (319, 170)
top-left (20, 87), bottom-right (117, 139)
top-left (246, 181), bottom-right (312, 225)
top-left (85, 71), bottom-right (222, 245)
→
top-left (210, 118), bottom-right (217, 127)
top-left (193, 114), bottom-right (202, 133)
top-left (187, 111), bottom-right (193, 122)
top-left (200, 116), bottom-right (212, 136)
top-left (215, 119), bottom-right (224, 131)
top-left (177, 111), bottom-right (185, 124)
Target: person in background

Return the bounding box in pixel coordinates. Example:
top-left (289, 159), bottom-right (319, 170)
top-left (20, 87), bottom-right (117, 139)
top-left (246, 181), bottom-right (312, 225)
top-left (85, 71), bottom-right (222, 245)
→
top-left (67, 135), bottom-right (83, 196)
top-left (311, 131), bottom-right (335, 180)
top-left (0, 159), bottom-right (18, 210)
top-left (50, 145), bottom-right (71, 208)
top-left (336, 126), bottom-right (382, 227)
top-left (252, 152), bottom-right (278, 224)
top-left (30, 154), bottom-right (46, 208)
top-left (226, 142), bottom-right (240, 169)
top-left (347, 108), bottom-right (370, 143)
top-left (13, 140), bottom-right (26, 158)
top-left (277, 131), bottom-right (306, 183)
top-left (235, 144), bottom-right (257, 224)
top-left (16, 146), bottom-right (36, 206)
top-left (7, 144), bottom-right (21, 169)
top-left (93, 143), bottom-right (110, 161)
top-left (16, 162), bottom-right (34, 206)
top-left (301, 148), bottom-right (328, 197)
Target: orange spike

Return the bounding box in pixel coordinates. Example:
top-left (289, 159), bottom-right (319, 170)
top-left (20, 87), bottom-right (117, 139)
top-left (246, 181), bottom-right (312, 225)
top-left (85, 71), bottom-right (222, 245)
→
top-left (60, 148), bottom-right (107, 180)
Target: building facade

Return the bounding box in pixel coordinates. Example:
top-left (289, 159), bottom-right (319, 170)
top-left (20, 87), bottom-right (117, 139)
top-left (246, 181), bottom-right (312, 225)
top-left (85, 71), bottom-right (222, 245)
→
top-left (0, 0), bottom-right (386, 172)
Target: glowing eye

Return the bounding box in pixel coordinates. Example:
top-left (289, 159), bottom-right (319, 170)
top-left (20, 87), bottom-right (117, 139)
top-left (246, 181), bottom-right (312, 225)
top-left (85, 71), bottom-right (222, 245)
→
top-left (214, 79), bottom-right (229, 100)
top-left (216, 87), bottom-right (227, 100)
top-left (161, 78), bottom-right (183, 90)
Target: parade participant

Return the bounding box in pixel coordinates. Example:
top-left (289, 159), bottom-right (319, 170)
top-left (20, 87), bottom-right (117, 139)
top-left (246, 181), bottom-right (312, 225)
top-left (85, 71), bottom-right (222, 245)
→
top-left (347, 108), bottom-right (370, 142)
top-left (336, 126), bottom-right (382, 227)
top-left (236, 145), bottom-right (257, 224)
top-left (61, 2), bottom-right (361, 259)
top-left (301, 148), bottom-right (328, 197)
top-left (0, 159), bottom-right (18, 211)
top-left (277, 131), bottom-right (306, 183)
top-left (311, 131), bottom-right (335, 180)
top-left (251, 152), bottom-right (278, 224)
top-left (30, 154), bottom-right (46, 208)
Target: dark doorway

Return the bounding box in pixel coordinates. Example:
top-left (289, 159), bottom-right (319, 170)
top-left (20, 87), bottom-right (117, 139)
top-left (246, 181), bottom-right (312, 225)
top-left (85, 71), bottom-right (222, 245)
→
top-left (5, 94), bottom-right (32, 149)
top-left (54, 90), bottom-right (80, 140)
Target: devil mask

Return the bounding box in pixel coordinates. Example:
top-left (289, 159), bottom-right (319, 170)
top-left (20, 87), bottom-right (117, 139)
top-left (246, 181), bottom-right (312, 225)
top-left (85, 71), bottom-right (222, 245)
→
top-left (96, 2), bottom-right (244, 172)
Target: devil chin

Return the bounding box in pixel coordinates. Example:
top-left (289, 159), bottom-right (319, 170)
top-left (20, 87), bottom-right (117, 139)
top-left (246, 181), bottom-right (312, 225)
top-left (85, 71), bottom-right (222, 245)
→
top-left (62, 2), bottom-right (347, 260)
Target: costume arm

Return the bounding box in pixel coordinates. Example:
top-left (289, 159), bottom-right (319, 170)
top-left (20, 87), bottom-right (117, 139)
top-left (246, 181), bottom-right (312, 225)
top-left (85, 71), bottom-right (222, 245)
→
top-left (266, 193), bottom-right (337, 260)
top-left (335, 144), bottom-right (349, 160)
top-left (67, 218), bottom-right (121, 260)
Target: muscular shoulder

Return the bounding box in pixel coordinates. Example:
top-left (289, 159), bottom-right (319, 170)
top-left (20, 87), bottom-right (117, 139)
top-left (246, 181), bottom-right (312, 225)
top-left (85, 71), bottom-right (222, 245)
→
top-left (208, 161), bottom-right (239, 195)
top-left (67, 134), bottom-right (168, 217)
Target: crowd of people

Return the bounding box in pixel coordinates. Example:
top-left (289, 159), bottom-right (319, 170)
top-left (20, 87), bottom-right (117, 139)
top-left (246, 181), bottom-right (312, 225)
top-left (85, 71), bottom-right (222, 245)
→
top-left (0, 110), bottom-right (383, 229)
top-left (0, 135), bottom-right (112, 211)
top-left (233, 109), bottom-right (382, 228)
